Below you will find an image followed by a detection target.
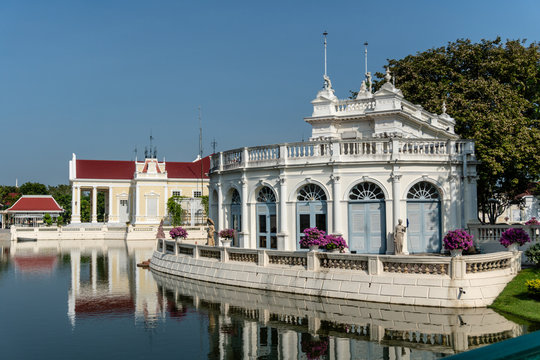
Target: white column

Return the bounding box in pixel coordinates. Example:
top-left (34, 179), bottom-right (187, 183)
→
top-left (71, 186), bottom-right (81, 223)
top-left (217, 182), bottom-right (224, 232)
top-left (108, 187), bottom-right (113, 223)
top-left (391, 173), bottom-right (406, 254)
top-left (241, 177), bottom-right (249, 248)
top-left (91, 186), bottom-right (98, 223)
top-left (135, 184), bottom-right (140, 224)
top-left (331, 174), bottom-right (341, 235)
top-left (278, 175), bottom-right (288, 250)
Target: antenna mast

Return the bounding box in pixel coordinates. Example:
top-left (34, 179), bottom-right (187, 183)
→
top-left (364, 41), bottom-right (368, 76)
top-left (198, 106), bottom-right (203, 198)
top-left (323, 31), bottom-right (328, 77)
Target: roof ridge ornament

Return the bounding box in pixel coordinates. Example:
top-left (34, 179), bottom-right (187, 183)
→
top-left (442, 100), bottom-right (447, 114)
top-left (385, 68), bottom-right (392, 83)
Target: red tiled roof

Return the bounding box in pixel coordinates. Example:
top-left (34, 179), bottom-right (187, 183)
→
top-left (167, 157), bottom-right (210, 179)
top-left (7, 195), bottom-right (63, 212)
top-left (75, 157), bottom-right (210, 180)
top-left (75, 295), bottom-right (134, 315)
top-left (76, 159), bottom-right (135, 180)
top-left (13, 255), bottom-right (58, 273)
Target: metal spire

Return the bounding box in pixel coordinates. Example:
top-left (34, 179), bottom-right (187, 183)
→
top-left (364, 41), bottom-right (368, 76)
top-left (323, 31), bottom-right (328, 77)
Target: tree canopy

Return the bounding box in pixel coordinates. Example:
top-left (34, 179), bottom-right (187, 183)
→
top-left (374, 38), bottom-right (540, 223)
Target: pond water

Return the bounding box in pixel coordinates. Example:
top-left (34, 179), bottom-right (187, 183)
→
top-left (0, 240), bottom-right (533, 359)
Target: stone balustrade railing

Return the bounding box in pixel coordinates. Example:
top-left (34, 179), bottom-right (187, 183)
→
top-left (209, 139), bottom-right (475, 173)
top-left (158, 240), bottom-right (519, 280)
top-left (468, 224), bottom-right (539, 244)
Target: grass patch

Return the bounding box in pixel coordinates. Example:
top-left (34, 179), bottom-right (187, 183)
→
top-left (490, 267), bottom-right (540, 323)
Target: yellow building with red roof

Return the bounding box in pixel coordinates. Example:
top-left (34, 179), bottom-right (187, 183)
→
top-left (69, 153), bottom-right (210, 226)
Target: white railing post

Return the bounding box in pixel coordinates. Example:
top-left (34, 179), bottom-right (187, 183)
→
top-left (307, 252), bottom-right (319, 272)
top-left (257, 250), bottom-right (268, 267)
top-left (242, 147), bottom-right (249, 169)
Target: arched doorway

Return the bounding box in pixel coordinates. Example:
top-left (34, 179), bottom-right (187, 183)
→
top-left (256, 186), bottom-right (277, 249)
top-left (229, 189), bottom-right (241, 246)
top-left (406, 181), bottom-right (441, 253)
top-left (348, 182), bottom-right (386, 254)
top-left (296, 184), bottom-right (327, 249)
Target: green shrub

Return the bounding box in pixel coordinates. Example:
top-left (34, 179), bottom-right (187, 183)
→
top-left (526, 279), bottom-right (540, 299)
top-left (525, 243), bottom-right (540, 267)
top-left (43, 213), bottom-right (52, 226)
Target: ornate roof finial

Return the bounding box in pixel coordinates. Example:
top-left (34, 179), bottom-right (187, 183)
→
top-left (442, 100), bottom-right (447, 114)
top-left (385, 68), bottom-right (392, 83)
top-left (322, 31), bottom-right (332, 89)
top-left (366, 72), bottom-right (372, 93)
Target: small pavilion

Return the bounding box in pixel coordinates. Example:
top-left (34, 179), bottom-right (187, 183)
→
top-left (4, 195), bottom-right (64, 227)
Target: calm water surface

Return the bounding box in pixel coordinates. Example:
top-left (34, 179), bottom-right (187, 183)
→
top-left (0, 240), bottom-right (534, 359)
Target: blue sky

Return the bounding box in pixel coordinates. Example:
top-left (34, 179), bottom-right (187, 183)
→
top-left (1, 0), bottom-right (539, 185)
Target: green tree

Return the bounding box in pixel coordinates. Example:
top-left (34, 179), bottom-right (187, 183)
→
top-left (48, 184), bottom-right (72, 222)
top-left (372, 38), bottom-right (540, 223)
top-left (19, 182), bottom-right (48, 195)
top-left (200, 195), bottom-right (209, 216)
top-left (167, 196), bottom-right (184, 226)
top-left (43, 213), bottom-right (52, 226)
top-left (56, 215), bottom-right (64, 226)
top-left (80, 197), bottom-right (90, 223)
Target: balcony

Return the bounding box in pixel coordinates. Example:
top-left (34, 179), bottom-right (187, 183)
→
top-left (210, 138), bottom-right (475, 173)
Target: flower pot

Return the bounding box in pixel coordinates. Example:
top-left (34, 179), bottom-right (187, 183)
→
top-left (309, 245), bottom-right (320, 252)
top-left (329, 248), bottom-right (340, 253)
top-left (221, 238), bottom-right (232, 247)
top-left (450, 249), bottom-right (463, 257)
top-left (508, 243), bottom-right (519, 252)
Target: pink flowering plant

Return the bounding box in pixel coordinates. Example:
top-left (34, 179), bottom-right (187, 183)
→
top-left (299, 227), bottom-right (326, 248)
top-left (169, 226), bottom-right (188, 239)
top-left (219, 228), bottom-right (235, 239)
top-left (499, 228), bottom-right (531, 248)
top-left (324, 234), bottom-right (348, 251)
top-left (525, 217), bottom-right (540, 225)
top-left (443, 229), bottom-right (473, 251)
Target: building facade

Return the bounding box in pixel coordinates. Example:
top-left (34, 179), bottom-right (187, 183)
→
top-left (208, 70), bottom-right (478, 254)
top-left (69, 154), bottom-right (210, 226)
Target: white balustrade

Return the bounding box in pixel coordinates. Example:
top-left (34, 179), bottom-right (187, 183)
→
top-left (334, 99), bottom-right (376, 113)
top-left (209, 139), bottom-right (474, 173)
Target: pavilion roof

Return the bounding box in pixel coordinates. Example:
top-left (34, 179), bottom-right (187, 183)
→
top-left (75, 156), bottom-right (210, 180)
top-left (7, 195), bottom-right (64, 213)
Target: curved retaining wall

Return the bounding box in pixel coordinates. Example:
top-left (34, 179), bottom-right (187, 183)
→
top-left (150, 240), bottom-right (521, 308)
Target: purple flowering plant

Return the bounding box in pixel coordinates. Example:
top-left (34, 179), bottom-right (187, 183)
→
top-left (299, 227), bottom-right (326, 248)
top-left (169, 226), bottom-right (188, 239)
top-left (443, 229), bottom-right (473, 251)
top-left (499, 228), bottom-right (531, 247)
top-left (325, 234), bottom-right (348, 251)
top-left (525, 217), bottom-right (540, 226)
top-left (219, 228), bottom-right (235, 239)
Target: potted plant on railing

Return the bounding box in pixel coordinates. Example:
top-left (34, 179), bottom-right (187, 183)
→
top-left (443, 229), bottom-right (473, 257)
top-left (324, 234), bottom-right (348, 253)
top-left (219, 229), bottom-right (235, 247)
top-left (500, 228), bottom-right (531, 252)
top-left (300, 335), bottom-right (329, 360)
top-left (169, 226), bottom-right (188, 241)
top-left (525, 217), bottom-right (539, 225)
top-left (299, 227), bottom-right (326, 251)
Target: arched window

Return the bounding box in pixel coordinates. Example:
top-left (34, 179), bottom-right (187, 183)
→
top-left (349, 182), bottom-right (385, 200)
top-left (348, 182), bottom-right (386, 254)
top-left (296, 183), bottom-right (327, 249)
top-left (229, 189), bottom-right (241, 245)
top-left (257, 186), bottom-right (276, 202)
top-left (407, 182), bottom-right (440, 200)
top-left (256, 186), bottom-right (276, 249)
top-left (406, 181), bottom-right (441, 253)
top-left (297, 184), bottom-right (327, 201)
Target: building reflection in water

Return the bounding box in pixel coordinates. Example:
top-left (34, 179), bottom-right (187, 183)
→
top-left (152, 270), bottom-right (524, 359)
top-left (65, 244), bottom-right (160, 328)
top-left (5, 240), bottom-right (525, 359)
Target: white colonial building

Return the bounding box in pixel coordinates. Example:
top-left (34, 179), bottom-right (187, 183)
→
top-left (208, 70), bottom-right (478, 254)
